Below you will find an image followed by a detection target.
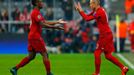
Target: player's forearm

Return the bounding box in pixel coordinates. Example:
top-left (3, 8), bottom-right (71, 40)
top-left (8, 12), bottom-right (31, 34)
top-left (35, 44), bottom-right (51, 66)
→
top-left (79, 11), bottom-right (94, 21)
top-left (39, 21), bottom-right (58, 28)
top-left (42, 23), bottom-right (56, 28)
top-left (88, 11), bottom-right (94, 16)
top-left (42, 23), bottom-right (63, 30)
top-left (43, 25), bottom-right (63, 30)
top-left (45, 21), bottom-right (59, 25)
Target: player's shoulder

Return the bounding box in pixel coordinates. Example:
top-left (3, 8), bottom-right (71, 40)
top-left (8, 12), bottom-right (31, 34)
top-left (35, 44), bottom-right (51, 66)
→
top-left (99, 7), bottom-right (106, 12)
top-left (31, 8), bottom-right (40, 15)
top-left (97, 7), bottom-right (106, 15)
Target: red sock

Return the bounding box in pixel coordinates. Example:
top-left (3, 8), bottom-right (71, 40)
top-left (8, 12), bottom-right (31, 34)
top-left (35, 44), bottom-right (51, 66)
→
top-left (16, 57), bottom-right (30, 69)
top-left (43, 59), bottom-right (51, 74)
top-left (94, 49), bottom-right (102, 74)
top-left (105, 54), bottom-right (124, 70)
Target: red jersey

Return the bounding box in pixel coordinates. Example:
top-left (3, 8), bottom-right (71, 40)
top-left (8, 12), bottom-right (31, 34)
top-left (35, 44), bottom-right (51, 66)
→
top-left (28, 8), bottom-right (45, 39)
top-left (80, 7), bottom-right (111, 36)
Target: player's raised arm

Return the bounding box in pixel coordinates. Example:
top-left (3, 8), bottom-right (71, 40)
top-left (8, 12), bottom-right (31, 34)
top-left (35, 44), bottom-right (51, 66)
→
top-left (74, 2), bottom-right (94, 21)
top-left (45, 19), bottom-right (67, 25)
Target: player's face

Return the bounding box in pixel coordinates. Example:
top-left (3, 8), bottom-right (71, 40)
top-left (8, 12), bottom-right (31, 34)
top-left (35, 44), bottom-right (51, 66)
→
top-left (90, 0), bottom-right (97, 11)
top-left (37, 0), bottom-right (44, 9)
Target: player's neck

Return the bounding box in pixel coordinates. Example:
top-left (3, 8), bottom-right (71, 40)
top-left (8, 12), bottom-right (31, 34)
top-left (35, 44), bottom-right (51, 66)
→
top-left (34, 6), bottom-right (40, 11)
top-left (95, 5), bottom-right (100, 11)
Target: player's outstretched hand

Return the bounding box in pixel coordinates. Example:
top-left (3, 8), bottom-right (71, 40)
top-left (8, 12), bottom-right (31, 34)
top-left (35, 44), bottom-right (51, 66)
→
top-left (74, 2), bottom-right (83, 12)
top-left (58, 19), bottom-right (67, 24)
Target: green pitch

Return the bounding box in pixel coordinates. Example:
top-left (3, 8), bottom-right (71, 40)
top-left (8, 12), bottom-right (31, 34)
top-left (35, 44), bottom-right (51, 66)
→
top-left (0, 54), bottom-right (134, 75)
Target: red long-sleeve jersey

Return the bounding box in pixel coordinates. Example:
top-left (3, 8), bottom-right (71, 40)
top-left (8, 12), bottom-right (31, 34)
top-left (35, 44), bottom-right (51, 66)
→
top-left (28, 8), bottom-right (45, 39)
top-left (79, 7), bottom-right (111, 36)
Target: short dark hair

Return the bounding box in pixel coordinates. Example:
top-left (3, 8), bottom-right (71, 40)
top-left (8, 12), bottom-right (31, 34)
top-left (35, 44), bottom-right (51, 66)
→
top-left (31, 0), bottom-right (37, 6)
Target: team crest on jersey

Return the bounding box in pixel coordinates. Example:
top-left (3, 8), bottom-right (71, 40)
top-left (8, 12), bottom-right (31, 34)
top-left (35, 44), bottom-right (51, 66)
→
top-left (38, 15), bottom-right (41, 19)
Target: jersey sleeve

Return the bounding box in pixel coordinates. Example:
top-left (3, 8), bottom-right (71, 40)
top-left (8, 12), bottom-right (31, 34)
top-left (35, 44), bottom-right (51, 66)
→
top-left (34, 12), bottom-right (45, 23)
top-left (87, 11), bottom-right (94, 16)
top-left (79, 11), bottom-right (95, 21)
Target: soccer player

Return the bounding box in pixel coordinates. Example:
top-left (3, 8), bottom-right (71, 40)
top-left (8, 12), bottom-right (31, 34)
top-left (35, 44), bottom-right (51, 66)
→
top-left (74, 0), bottom-right (129, 75)
top-left (10, 0), bottom-right (66, 75)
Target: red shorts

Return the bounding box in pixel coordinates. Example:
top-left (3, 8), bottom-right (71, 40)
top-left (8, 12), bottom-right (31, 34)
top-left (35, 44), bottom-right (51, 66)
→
top-left (96, 33), bottom-right (115, 54)
top-left (28, 37), bottom-right (47, 53)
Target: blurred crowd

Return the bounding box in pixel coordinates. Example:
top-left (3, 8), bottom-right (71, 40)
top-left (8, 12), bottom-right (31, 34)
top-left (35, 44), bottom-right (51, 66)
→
top-left (114, 19), bottom-right (134, 53)
top-left (0, 0), bottom-right (134, 53)
top-left (113, 0), bottom-right (134, 53)
top-left (44, 19), bottom-right (99, 53)
top-left (125, 0), bottom-right (134, 17)
top-left (124, 0), bottom-right (134, 20)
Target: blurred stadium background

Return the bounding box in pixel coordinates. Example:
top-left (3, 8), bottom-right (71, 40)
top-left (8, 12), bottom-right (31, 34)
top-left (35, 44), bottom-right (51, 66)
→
top-left (0, 0), bottom-right (134, 75)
